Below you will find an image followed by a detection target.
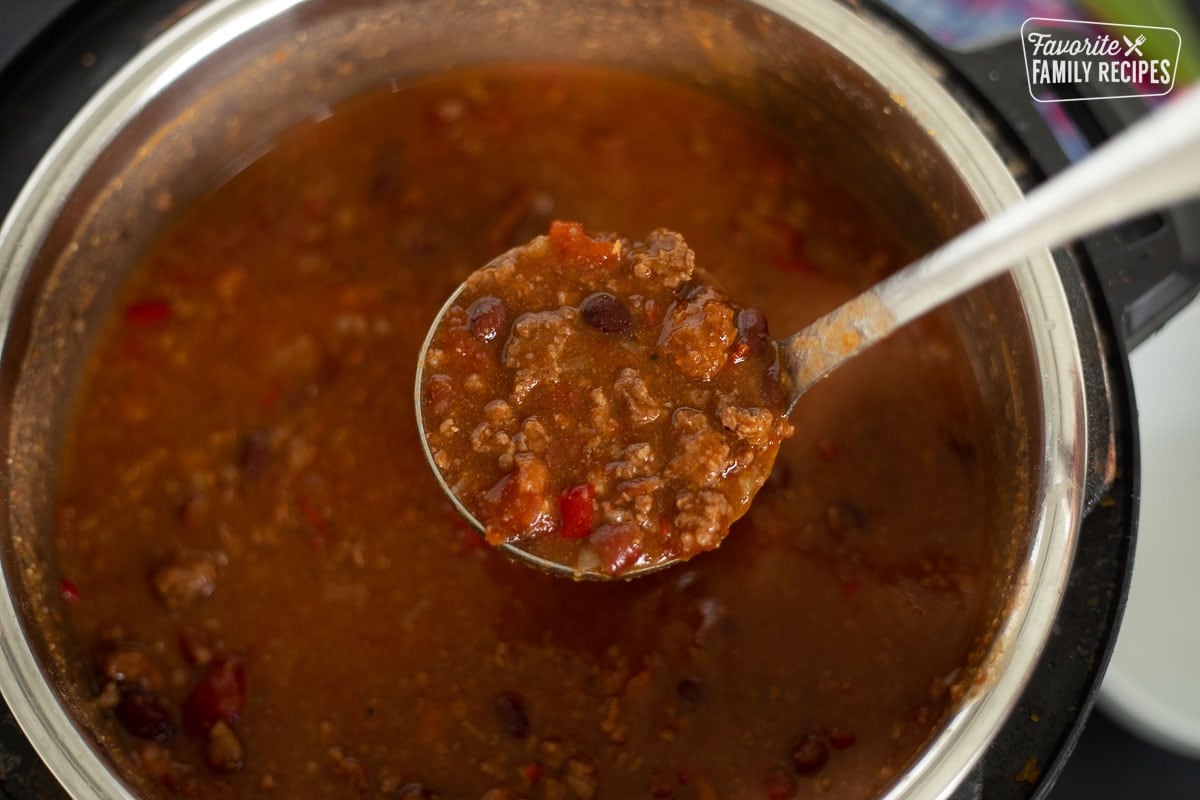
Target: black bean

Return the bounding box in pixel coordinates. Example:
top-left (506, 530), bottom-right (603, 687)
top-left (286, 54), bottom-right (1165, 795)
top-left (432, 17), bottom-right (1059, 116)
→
top-left (762, 461), bottom-right (791, 493)
top-left (580, 292), bottom-right (633, 335)
top-left (791, 734), bottom-right (829, 774)
top-left (116, 690), bottom-right (176, 742)
top-left (944, 430), bottom-right (977, 463)
top-left (468, 297), bottom-right (507, 342)
top-left (676, 678), bottom-right (704, 706)
top-left (737, 307), bottom-right (770, 342)
top-left (495, 690), bottom-right (530, 739)
top-left (825, 500), bottom-right (867, 535)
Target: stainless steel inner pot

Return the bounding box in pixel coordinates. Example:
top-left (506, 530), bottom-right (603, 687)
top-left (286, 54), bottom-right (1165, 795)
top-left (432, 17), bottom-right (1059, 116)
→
top-left (0, 0), bottom-right (1093, 797)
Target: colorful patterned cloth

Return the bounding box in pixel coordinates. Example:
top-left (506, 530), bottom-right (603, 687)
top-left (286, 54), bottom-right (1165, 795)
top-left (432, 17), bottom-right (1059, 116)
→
top-left (881, 0), bottom-right (1084, 46)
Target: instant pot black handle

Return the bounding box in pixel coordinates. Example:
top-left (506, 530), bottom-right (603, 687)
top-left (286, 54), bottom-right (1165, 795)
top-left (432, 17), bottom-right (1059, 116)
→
top-left (941, 39), bottom-right (1200, 350)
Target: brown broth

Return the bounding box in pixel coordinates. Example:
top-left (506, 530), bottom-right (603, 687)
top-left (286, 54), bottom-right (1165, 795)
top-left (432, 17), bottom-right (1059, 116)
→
top-left (56, 65), bottom-right (994, 799)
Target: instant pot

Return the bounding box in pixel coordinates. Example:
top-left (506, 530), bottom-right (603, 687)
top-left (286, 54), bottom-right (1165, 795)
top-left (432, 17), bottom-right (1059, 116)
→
top-left (0, 1), bottom-right (1197, 798)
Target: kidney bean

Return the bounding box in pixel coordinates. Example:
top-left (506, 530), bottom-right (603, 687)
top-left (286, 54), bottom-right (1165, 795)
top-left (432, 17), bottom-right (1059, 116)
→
top-left (828, 727), bottom-right (856, 750)
top-left (761, 461), bottom-right (791, 493)
top-left (580, 292), bottom-right (633, 335)
top-left (183, 658), bottom-right (246, 737)
top-left (729, 308), bottom-right (771, 366)
top-left (727, 340), bottom-right (752, 365)
top-left (790, 734), bottom-right (829, 774)
top-left (468, 296), bottom-right (508, 342)
top-left (676, 678), bottom-right (704, 706)
top-left (237, 431), bottom-right (272, 479)
top-left (763, 767), bottom-right (798, 799)
top-left (116, 690), bottom-right (176, 742)
top-left (495, 690), bottom-right (530, 739)
top-left (424, 374), bottom-right (455, 417)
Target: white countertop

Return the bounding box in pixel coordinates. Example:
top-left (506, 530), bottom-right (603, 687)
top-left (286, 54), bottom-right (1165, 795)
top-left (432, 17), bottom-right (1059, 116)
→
top-left (1100, 295), bottom-right (1200, 758)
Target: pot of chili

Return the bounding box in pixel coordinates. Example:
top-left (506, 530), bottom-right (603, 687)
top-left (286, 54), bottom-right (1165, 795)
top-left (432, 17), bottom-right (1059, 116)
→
top-left (0, 1), bottom-right (1192, 799)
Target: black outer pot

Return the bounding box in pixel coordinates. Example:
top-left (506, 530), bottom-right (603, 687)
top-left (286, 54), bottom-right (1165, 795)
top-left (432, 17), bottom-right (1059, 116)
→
top-left (0, 2), bottom-right (1196, 798)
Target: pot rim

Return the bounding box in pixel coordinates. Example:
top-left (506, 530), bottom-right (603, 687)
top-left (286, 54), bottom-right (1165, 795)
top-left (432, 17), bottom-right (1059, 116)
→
top-left (0, 1), bottom-right (1087, 798)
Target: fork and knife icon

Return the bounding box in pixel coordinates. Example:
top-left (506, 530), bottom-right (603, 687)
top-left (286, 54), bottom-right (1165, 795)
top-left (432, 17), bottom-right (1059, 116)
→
top-left (1123, 34), bottom-right (1147, 56)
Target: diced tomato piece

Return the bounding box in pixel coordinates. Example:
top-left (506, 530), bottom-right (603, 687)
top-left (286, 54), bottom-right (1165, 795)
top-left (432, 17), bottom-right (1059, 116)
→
top-left (558, 484), bottom-right (595, 539)
top-left (768, 221), bottom-right (815, 273)
top-left (182, 658), bottom-right (246, 737)
top-left (548, 220), bottom-right (619, 271)
top-left (590, 523), bottom-right (643, 576)
top-left (480, 454), bottom-right (551, 543)
top-left (258, 382), bottom-right (283, 411)
top-left (444, 326), bottom-right (491, 373)
top-left (296, 495), bottom-right (332, 549)
top-left (59, 578), bottom-right (81, 605)
top-left (124, 298), bottom-right (173, 326)
top-left (828, 727), bottom-right (857, 750)
top-left (522, 762), bottom-right (544, 785)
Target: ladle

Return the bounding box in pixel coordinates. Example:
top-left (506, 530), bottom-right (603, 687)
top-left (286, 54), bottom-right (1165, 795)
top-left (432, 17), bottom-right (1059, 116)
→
top-left (417, 88), bottom-right (1200, 580)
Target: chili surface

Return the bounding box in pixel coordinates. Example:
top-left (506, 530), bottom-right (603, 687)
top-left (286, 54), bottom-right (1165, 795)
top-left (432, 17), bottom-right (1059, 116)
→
top-left (55, 65), bottom-right (996, 800)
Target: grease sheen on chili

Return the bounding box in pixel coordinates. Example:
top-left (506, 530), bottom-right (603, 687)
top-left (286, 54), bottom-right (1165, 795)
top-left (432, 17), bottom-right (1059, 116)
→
top-left (54, 65), bottom-right (997, 800)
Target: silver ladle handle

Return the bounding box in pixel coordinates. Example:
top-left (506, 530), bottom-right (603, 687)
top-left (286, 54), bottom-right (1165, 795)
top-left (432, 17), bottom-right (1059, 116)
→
top-left (782, 87), bottom-right (1200, 409)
